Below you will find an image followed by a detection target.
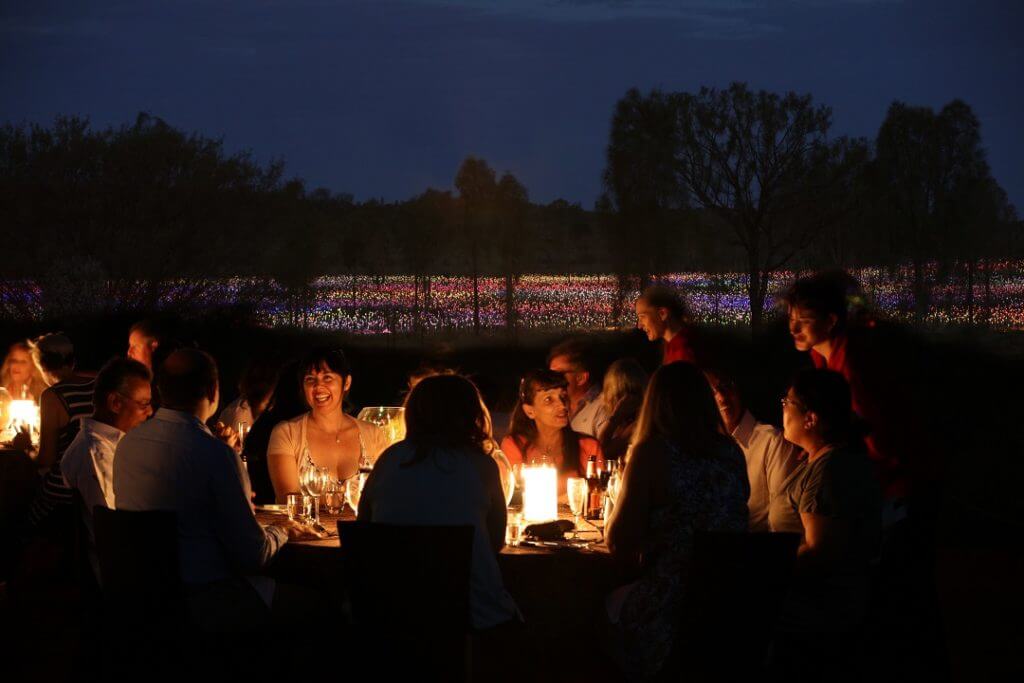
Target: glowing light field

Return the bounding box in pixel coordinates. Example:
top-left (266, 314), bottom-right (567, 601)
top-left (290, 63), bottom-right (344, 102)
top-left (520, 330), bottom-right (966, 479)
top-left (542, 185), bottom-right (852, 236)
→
top-left (3, 260), bottom-right (1023, 334)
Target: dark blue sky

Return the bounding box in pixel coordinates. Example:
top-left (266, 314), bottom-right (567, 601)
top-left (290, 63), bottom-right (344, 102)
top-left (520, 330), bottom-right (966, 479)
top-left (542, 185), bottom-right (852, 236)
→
top-left (3, 0), bottom-right (1021, 207)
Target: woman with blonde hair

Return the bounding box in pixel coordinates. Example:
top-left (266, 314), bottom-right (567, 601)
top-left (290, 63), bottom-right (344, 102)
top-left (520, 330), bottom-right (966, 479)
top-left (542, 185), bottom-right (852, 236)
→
top-left (598, 358), bottom-right (648, 463)
top-left (2, 341), bottom-right (49, 400)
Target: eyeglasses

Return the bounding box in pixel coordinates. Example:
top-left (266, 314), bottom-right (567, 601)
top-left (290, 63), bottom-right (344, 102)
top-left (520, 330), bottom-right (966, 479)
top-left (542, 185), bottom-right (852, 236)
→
top-left (118, 392), bottom-right (152, 409)
top-left (780, 396), bottom-right (805, 411)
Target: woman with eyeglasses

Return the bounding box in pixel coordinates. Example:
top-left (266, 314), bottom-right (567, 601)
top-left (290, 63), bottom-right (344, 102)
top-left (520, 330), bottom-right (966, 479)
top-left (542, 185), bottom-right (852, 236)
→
top-left (771, 368), bottom-right (881, 676)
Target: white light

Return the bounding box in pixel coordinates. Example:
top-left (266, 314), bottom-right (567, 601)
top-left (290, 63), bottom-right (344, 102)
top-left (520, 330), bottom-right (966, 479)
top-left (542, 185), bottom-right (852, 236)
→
top-left (522, 464), bottom-right (558, 522)
top-left (4, 399), bottom-right (40, 447)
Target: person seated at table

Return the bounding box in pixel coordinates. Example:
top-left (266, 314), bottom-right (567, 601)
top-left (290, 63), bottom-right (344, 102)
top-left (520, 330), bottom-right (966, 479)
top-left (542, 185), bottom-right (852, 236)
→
top-left (359, 374), bottom-right (519, 629)
top-left (605, 362), bottom-right (749, 680)
top-left (60, 357), bottom-right (152, 577)
top-left (770, 368), bottom-right (881, 670)
top-left (500, 369), bottom-right (603, 483)
top-left (113, 348), bottom-right (314, 629)
top-left (219, 354), bottom-right (279, 431)
top-left (267, 347), bottom-right (388, 503)
top-left (635, 285), bottom-right (701, 366)
top-left (25, 334), bottom-right (96, 533)
top-left (548, 337), bottom-right (608, 438)
top-left (705, 365), bottom-right (799, 532)
top-left (243, 360), bottom-right (307, 504)
top-left (597, 358), bottom-right (648, 463)
top-left (126, 317), bottom-right (182, 372)
top-left (2, 340), bottom-right (48, 402)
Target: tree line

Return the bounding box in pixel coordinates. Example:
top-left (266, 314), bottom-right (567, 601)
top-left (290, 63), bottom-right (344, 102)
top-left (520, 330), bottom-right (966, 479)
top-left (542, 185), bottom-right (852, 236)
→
top-left (0, 86), bottom-right (1019, 329)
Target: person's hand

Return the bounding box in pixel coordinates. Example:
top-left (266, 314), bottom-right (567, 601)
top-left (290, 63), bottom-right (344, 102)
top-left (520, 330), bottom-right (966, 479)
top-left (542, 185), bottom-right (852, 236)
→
top-left (269, 517), bottom-right (326, 541)
top-left (10, 426), bottom-right (33, 454)
top-left (213, 421), bottom-right (241, 453)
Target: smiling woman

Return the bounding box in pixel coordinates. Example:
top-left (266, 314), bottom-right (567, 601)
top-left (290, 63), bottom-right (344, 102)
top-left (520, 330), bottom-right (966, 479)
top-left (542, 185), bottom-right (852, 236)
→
top-left (266, 347), bottom-right (388, 503)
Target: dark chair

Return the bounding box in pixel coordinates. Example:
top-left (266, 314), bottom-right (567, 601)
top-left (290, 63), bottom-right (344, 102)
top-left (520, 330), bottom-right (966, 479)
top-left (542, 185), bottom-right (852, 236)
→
top-left (338, 521), bottom-right (474, 683)
top-left (93, 506), bottom-right (188, 678)
top-left (661, 531), bottom-right (801, 682)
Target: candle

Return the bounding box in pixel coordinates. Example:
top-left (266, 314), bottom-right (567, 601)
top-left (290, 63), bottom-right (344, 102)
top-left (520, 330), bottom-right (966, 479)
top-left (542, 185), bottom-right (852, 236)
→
top-left (4, 399), bottom-right (40, 447)
top-left (522, 463), bottom-right (558, 522)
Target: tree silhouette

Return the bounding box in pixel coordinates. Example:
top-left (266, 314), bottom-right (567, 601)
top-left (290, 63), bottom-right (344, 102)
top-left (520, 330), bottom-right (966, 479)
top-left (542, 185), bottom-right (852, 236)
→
top-left (671, 83), bottom-right (867, 329)
top-left (454, 156), bottom-right (497, 335)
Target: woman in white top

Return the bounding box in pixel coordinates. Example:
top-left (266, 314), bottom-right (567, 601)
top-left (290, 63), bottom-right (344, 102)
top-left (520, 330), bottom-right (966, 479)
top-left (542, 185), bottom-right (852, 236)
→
top-left (267, 348), bottom-right (387, 502)
top-left (359, 374), bottom-right (518, 630)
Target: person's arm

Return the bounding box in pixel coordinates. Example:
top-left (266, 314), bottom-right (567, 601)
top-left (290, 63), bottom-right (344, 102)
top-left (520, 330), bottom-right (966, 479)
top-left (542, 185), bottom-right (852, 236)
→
top-left (764, 428), bottom-right (801, 503)
top-left (605, 440), bottom-right (658, 568)
top-left (796, 512), bottom-right (849, 577)
top-left (36, 388), bottom-right (69, 468)
top-left (479, 455), bottom-right (506, 554)
top-left (267, 422), bottom-right (300, 503)
top-left (209, 443), bottom-right (289, 572)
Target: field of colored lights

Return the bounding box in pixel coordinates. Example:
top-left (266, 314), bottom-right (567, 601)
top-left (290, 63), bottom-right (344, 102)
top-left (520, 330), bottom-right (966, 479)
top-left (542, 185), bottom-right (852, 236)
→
top-left (3, 260), bottom-right (1023, 334)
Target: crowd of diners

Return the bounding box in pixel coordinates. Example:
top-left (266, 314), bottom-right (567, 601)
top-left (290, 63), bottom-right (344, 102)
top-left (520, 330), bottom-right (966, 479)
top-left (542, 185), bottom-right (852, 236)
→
top-left (1, 270), bottom-right (914, 681)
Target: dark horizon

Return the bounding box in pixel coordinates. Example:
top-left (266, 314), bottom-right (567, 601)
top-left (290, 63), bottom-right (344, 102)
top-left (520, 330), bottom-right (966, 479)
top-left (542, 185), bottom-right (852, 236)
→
top-left (3, 0), bottom-right (1021, 208)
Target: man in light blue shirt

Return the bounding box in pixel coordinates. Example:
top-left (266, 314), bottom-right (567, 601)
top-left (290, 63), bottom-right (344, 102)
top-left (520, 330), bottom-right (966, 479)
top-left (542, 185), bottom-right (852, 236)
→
top-left (548, 338), bottom-right (609, 438)
top-left (113, 348), bottom-right (306, 628)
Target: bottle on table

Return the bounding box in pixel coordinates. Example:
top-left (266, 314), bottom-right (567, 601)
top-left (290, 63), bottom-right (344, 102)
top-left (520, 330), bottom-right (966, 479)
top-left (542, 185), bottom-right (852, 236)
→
top-left (585, 455), bottom-right (603, 520)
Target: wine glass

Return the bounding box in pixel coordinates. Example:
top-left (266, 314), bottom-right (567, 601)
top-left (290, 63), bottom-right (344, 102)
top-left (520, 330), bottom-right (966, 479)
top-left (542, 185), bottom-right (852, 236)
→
top-left (346, 472), bottom-right (367, 516)
top-left (567, 477), bottom-right (588, 536)
top-left (236, 420), bottom-right (250, 449)
top-left (301, 465), bottom-right (329, 524)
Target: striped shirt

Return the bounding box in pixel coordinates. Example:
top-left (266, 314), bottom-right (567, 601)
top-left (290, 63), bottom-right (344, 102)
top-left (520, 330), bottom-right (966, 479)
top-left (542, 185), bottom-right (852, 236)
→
top-left (27, 377), bottom-right (95, 531)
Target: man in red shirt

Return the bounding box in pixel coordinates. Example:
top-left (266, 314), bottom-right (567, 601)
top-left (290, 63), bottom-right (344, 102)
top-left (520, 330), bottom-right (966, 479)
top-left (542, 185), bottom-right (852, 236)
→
top-left (634, 285), bottom-right (699, 366)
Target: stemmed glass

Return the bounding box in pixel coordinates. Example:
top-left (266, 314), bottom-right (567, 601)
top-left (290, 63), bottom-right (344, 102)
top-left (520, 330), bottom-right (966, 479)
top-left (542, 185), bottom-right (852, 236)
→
top-left (300, 464), bottom-right (330, 525)
top-left (567, 477), bottom-right (588, 538)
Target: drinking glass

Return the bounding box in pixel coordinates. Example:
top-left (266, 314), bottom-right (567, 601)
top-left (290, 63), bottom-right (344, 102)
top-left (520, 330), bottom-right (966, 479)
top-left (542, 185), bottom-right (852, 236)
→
top-left (324, 479), bottom-right (345, 514)
top-left (346, 473), bottom-right (367, 516)
top-left (567, 477), bottom-right (588, 534)
top-left (302, 466), bottom-right (329, 524)
top-left (236, 420), bottom-right (250, 449)
top-left (506, 512), bottom-right (524, 547)
top-left (286, 493), bottom-right (302, 521)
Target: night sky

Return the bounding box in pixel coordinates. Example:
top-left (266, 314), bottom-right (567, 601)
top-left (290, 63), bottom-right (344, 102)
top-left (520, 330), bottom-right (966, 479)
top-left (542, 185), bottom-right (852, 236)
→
top-left (3, 0), bottom-right (1021, 208)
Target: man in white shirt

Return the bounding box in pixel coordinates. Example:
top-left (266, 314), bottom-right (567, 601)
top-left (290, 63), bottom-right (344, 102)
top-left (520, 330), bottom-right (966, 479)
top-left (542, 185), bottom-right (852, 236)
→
top-left (548, 338), bottom-right (609, 438)
top-left (113, 348), bottom-right (308, 629)
top-left (707, 369), bottom-right (800, 532)
top-left (61, 358), bottom-right (153, 549)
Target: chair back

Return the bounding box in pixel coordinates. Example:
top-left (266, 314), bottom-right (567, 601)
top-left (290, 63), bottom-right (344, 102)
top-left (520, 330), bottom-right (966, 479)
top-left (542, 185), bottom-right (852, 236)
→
top-left (93, 506), bottom-right (183, 629)
top-left (338, 521), bottom-right (474, 681)
top-left (667, 531), bottom-right (801, 681)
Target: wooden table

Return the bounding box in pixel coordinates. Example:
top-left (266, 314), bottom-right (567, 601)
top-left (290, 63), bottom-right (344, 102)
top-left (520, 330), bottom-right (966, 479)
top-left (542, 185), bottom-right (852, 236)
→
top-left (256, 508), bottom-right (624, 681)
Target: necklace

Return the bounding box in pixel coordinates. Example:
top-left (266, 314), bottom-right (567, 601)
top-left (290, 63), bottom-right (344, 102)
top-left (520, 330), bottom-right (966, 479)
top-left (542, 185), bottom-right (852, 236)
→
top-left (312, 415), bottom-right (345, 444)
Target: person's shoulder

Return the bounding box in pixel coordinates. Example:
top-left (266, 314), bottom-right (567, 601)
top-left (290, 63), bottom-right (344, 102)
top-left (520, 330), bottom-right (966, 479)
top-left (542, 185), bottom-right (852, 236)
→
top-left (270, 414), bottom-right (304, 438)
top-left (577, 434), bottom-right (600, 453)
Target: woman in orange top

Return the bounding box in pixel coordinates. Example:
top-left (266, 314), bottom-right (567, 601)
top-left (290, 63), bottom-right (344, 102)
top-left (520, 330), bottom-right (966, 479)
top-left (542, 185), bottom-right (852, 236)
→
top-left (501, 369), bottom-right (603, 492)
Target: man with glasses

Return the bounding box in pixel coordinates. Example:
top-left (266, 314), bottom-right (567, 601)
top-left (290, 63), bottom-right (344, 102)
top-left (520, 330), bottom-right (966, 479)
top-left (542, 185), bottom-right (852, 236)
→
top-left (60, 357), bottom-right (153, 577)
top-left (548, 338), bottom-right (608, 438)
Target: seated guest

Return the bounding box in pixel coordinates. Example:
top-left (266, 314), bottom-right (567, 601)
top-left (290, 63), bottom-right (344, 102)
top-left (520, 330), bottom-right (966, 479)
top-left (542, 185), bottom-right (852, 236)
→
top-left (784, 272), bottom-right (914, 507)
top-left (597, 358), bottom-right (648, 463)
top-left (126, 317), bottom-right (180, 372)
top-left (219, 354), bottom-right (279, 431)
top-left (113, 348), bottom-right (309, 627)
top-left (243, 360), bottom-right (307, 504)
top-left (547, 338), bottom-right (608, 438)
top-left (706, 366), bottom-right (800, 532)
top-left (771, 369), bottom-right (881, 640)
top-left (2, 340), bottom-right (48, 401)
top-left (500, 369), bottom-right (603, 483)
top-left (605, 362), bottom-right (748, 680)
top-left (359, 374), bottom-right (519, 629)
top-left (60, 358), bottom-right (152, 576)
top-left (26, 334), bottom-right (95, 532)
top-left (267, 348), bottom-right (387, 502)
top-left (634, 285), bottom-right (701, 366)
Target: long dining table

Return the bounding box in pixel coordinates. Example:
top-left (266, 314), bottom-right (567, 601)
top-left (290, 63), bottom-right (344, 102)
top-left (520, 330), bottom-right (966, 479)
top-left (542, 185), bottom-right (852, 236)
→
top-left (256, 507), bottom-right (625, 681)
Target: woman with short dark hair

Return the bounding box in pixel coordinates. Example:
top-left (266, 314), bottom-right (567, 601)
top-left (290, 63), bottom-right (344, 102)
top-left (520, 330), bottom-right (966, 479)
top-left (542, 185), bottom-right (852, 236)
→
top-left (771, 368), bottom-right (881, 646)
top-left (359, 374), bottom-right (518, 629)
top-left (605, 362), bottom-right (748, 680)
top-left (267, 348), bottom-right (387, 503)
